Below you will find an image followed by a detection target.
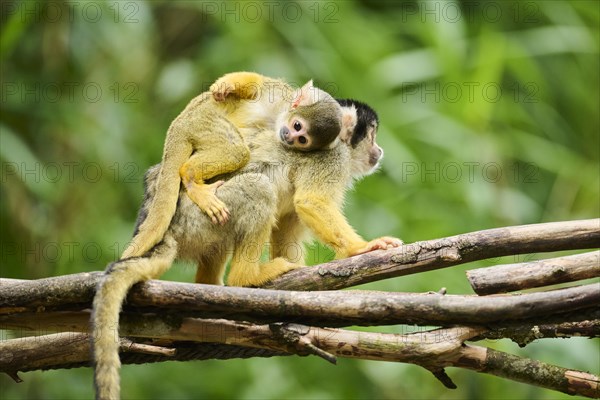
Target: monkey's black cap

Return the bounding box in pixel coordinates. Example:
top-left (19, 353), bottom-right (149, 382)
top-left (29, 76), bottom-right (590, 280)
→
top-left (336, 99), bottom-right (379, 148)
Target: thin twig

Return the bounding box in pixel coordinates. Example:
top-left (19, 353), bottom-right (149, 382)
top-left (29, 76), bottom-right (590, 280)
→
top-left (120, 339), bottom-right (176, 357)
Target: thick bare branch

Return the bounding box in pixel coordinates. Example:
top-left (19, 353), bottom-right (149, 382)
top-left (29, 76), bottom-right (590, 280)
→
top-left (0, 272), bottom-right (101, 310)
top-left (0, 332), bottom-right (286, 373)
top-left (2, 318), bottom-right (598, 398)
top-left (265, 218), bottom-right (600, 290)
top-left (4, 308), bottom-right (598, 343)
top-left (1, 278), bottom-right (598, 326)
top-left (0, 332), bottom-right (91, 375)
top-left (467, 251), bottom-right (600, 294)
top-left (5, 307), bottom-right (599, 352)
top-left (0, 320), bottom-right (483, 373)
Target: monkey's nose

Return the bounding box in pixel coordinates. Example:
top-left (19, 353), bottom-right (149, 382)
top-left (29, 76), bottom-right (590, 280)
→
top-left (369, 147), bottom-right (383, 166)
top-left (279, 126), bottom-right (290, 140)
top-left (279, 126), bottom-right (289, 140)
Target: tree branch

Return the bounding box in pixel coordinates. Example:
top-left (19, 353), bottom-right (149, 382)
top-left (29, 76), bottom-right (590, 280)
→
top-left (265, 218), bottom-right (600, 290)
top-left (1, 278), bottom-right (598, 326)
top-left (3, 308), bottom-right (598, 345)
top-left (0, 319), bottom-right (485, 372)
top-left (0, 332), bottom-right (288, 373)
top-left (455, 345), bottom-right (599, 398)
top-left (477, 319), bottom-right (600, 346)
top-left (467, 251), bottom-right (600, 294)
top-left (2, 318), bottom-right (598, 398)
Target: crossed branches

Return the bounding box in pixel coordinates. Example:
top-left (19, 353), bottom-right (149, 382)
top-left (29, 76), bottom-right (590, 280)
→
top-left (1, 219), bottom-right (599, 397)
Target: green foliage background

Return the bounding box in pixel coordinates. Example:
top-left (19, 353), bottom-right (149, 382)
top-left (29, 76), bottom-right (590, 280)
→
top-left (1, 1), bottom-right (598, 399)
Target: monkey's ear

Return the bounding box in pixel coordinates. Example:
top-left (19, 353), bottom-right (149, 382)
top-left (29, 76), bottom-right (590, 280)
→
top-left (340, 105), bottom-right (357, 142)
top-left (291, 80), bottom-right (315, 109)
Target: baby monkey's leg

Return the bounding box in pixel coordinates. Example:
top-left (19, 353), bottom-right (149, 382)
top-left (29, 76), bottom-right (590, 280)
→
top-left (179, 124), bottom-right (250, 225)
top-left (180, 158), bottom-right (229, 225)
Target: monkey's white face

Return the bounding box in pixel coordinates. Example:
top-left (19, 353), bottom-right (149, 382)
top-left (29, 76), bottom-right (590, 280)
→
top-left (350, 122), bottom-right (383, 178)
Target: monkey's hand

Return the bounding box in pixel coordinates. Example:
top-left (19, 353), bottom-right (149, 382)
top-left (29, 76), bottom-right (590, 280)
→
top-left (349, 236), bottom-right (403, 256)
top-left (210, 72), bottom-right (264, 101)
top-left (185, 180), bottom-right (230, 225)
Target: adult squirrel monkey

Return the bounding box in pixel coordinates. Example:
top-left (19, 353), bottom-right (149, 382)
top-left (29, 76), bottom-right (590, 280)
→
top-left (92, 99), bottom-right (401, 399)
top-left (121, 72), bottom-right (348, 260)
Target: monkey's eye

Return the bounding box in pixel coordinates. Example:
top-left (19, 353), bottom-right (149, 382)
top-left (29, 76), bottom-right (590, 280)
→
top-left (293, 121), bottom-right (302, 131)
top-left (298, 136), bottom-right (307, 145)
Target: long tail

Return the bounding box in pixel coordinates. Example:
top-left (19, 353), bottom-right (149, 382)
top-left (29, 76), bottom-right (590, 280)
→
top-left (121, 133), bottom-right (192, 259)
top-left (92, 238), bottom-right (177, 400)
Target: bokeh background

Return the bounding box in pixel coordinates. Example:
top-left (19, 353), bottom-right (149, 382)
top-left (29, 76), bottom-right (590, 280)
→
top-left (1, 1), bottom-right (598, 399)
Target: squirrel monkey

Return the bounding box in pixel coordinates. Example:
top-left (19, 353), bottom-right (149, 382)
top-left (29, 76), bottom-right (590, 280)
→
top-left (122, 72), bottom-right (347, 260)
top-left (92, 99), bottom-right (401, 399)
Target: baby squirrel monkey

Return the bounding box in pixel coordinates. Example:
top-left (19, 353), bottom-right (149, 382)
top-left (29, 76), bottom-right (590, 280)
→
top-left (93, 98), bottom-right (401, 400)
top-left (121, 72), bottom-right (347, 260)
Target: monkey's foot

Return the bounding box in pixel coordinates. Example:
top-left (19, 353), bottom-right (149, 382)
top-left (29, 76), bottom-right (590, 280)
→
top-left (185, 180), bottom-right (230, 225)
top-left (255, 258), bottom-right (302, 285)
top-left (351, 236), bottom-right (403, 256)
top-left (229, 258), bottom-right (302, 287)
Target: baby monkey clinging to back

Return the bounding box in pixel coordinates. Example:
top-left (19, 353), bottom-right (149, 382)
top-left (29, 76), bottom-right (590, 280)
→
top-left (122, 72), bottom-right (353, 260)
